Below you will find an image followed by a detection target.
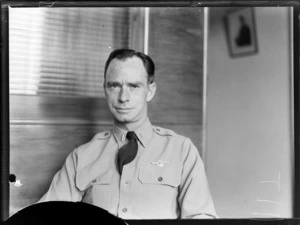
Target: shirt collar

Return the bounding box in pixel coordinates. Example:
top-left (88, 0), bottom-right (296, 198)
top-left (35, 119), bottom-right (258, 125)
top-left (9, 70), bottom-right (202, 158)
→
top-left (112, 118), bottom-right (153, 148)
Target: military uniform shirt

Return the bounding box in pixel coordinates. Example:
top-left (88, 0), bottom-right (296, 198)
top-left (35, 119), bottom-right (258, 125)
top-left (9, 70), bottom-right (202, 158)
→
top-left (39, 118), bottom-right (217, 219)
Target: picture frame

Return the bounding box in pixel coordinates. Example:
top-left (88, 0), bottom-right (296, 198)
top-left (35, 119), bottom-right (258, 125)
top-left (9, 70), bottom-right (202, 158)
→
top-left (224, 8), bottom-right (258, 58)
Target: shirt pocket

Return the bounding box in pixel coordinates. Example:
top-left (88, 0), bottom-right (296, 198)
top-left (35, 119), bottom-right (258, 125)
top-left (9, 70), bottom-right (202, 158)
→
top-left (78, 169), bottom-right (116, 210)
top-left (138, 163), bottom-right (181, 187)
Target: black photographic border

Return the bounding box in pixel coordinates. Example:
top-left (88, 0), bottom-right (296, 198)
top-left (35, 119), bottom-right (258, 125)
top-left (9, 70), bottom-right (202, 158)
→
top-left (1, 1), bottom-right (300, 224)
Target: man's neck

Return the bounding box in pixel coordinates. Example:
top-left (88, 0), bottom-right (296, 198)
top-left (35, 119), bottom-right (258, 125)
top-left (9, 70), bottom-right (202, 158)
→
top-left (114, 117), bottom-right (148, 131)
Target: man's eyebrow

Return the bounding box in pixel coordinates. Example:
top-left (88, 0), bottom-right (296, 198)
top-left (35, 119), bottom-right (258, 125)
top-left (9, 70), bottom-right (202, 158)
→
top-left (127, 81), bottom-right (144, 86)
top-left (106, 81), bottom-right (120, 85)
top-left (105, 81), bottom-right (145, 86)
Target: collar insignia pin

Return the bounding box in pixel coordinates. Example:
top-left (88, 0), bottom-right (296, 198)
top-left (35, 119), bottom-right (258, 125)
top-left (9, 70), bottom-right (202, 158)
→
top-left (121, 134), bottom-right (125, 142)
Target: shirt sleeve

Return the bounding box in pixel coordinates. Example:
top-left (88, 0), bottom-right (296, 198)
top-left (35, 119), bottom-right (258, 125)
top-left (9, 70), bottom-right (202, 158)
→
top-left (38, 149), bottom-right (83, 203)
top-left (178, 138), bottom-right (218, 219)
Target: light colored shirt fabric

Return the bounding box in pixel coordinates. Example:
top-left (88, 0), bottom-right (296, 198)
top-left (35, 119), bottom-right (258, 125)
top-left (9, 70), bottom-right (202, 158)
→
top-left (39, 118), bottom-right (217, 219)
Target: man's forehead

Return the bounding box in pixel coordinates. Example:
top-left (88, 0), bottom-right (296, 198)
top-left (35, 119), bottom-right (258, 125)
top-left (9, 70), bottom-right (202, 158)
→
top-left (107, 56), bottom-right (146, 73)
top-left (105, 57), bottom-right (149, 84)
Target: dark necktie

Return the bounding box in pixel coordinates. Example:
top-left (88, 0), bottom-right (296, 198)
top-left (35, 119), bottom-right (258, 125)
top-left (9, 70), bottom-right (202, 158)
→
top-left (117, 131), bottom-right (138, 174)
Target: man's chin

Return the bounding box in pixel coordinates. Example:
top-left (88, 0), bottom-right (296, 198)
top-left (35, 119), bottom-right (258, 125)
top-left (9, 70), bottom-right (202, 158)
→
top-left (114, 115), bottom-right (132, 123)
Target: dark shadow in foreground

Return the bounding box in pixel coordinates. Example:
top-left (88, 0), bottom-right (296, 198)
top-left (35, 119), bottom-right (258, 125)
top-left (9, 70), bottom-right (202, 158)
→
top-left (3, 201), bottom-right (126, 225)
top-left (3, 201), bottom-right (300, 225)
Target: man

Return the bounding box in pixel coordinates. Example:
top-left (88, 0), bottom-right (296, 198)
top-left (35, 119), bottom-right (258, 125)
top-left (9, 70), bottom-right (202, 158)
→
top-left (39, 49), bottom-right (217, 219)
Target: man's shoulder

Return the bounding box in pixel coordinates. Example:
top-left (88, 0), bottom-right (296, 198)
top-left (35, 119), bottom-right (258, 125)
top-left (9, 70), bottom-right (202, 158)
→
top-left (151, 126), bottom-right (197, 156)
top-left (152, 125), bottom-right (187, 140)
top-left (91, 130), bottom-right (112, 140)
top-left (75, 130), bottom-right (112, 153)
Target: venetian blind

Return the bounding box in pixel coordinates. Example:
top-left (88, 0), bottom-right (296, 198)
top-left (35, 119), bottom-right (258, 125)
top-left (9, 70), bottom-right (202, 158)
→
top-left (9, 7), bottom-right (130, 98)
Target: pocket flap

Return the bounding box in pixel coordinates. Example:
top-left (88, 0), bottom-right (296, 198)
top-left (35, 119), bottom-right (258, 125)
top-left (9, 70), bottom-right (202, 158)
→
top-left (91, 170), bottom-right (114, 185)
top-left (76, 168), bottom-right (114, 191)
top-left (138, 163), bottom-right (181, 187)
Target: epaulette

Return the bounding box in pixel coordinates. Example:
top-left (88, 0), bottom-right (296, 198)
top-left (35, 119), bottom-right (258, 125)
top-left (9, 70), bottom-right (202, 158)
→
top-left (153, 126), bottom-right (176, 136)
top-left (92, 130), bottom-right (111, 140)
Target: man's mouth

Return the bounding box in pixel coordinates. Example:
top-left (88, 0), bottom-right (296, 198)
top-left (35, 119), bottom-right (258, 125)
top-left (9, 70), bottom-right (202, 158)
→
top-left (115, 107), bottom-right (132, 113)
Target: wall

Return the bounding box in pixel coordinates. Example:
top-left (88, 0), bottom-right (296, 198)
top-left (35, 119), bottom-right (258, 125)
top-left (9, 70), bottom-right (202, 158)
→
top-left (206, 7), bottom-right (293, 218)
top-left (148, 7), bottom-right (205, 154)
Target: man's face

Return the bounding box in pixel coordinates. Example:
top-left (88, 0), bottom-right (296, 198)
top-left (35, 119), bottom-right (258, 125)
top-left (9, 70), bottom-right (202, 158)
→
top-left (104, 57), bottom-right (156, 128)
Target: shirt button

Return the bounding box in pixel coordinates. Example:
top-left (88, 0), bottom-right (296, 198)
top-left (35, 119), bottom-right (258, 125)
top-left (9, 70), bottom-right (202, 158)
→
top-left (124, 181), bottom-right (129, 185)
top-left (104, 132), bottom-right (109, 136)
top-left (122, 208), bottom-right (127, 213)
top-left (158, 177), bottom-right (163, 182)
top-left (92, 179), bottom-right (97, 183)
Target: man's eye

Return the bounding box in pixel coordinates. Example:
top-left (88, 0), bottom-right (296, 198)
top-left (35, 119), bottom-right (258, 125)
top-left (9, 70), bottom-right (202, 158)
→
top-left (109, 84), bottom-right (119, 89)
top-left (130, 85), bottom-right (139, 89)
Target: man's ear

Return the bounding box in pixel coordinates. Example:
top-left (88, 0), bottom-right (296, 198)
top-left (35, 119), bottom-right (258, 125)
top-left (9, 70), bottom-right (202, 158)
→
top-left (146, 82), bottom-right (157, 102)
top-left (103, 82), bottom-right (107, 97)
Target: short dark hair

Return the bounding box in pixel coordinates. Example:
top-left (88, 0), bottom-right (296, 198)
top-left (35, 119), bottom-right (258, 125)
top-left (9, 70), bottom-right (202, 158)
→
top-left (104, 49), bottom-right (155, 83)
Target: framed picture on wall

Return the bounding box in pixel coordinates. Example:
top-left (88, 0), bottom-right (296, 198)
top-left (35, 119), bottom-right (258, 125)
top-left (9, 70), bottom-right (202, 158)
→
top-left (224, 8), bottom-right (258, 58)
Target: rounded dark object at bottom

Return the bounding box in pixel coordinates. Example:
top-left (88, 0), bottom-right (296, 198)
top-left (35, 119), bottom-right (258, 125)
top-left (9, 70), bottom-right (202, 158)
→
top-left (4, 201), bottom-right (126, 225)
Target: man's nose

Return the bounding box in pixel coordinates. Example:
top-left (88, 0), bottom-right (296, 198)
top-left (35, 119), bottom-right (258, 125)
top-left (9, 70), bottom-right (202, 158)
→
top-left (118, 87), bottom-right (129, 102)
